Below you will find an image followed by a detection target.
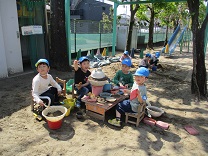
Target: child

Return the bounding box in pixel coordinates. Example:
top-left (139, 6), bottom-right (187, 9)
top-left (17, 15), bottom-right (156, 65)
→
top-left (108, 67), bottom-right (149, 127)
top-left (119, 51), bottom-right (131, 62)
top-left (32, 59), bottom-right (62, 106)
top-left (112, 58), bottom-right (134, 89)
top-left (139, 53), bottom-right (151, 68)
top-left (149, 53), bottom-right (159, 67)
top-left (74, 56), bottom-right (92, 108)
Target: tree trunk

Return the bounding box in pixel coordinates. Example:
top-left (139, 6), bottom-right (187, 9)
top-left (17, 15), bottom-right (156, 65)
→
top-left (147, 6), bottom-right (154, 49)
top-left (163, 24), bottom-right (169, 47)
top-left (187, 0), bottom-right (207, 99)
top-left (50, 0), bottom-right (72, 71)
top-left (126, 4), bottom-right (140, 52)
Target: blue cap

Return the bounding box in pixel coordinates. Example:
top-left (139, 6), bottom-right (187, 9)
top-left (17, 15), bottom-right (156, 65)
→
top-left (79, 56), bottom-right (89, 63)
top-left (124, 51), bottom-right (129, 55)
top-left (35, 59), bottom-right (49, 67)
top-left (145, 53), bottom-right (151, 58)
top-left (122, 58), bottom-right (132, 67)
top-left (133, 67), bottom-right (150, 77)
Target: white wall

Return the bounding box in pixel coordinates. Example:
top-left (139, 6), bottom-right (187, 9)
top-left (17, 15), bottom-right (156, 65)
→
top-left (0, 11), bottom-right (8, 78)
top-left (116, 26), bottom-right (138, 51)
top-left (0, 0), bottom-right (23, 77)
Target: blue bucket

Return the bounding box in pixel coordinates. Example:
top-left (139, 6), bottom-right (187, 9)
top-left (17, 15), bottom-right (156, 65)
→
top-left (103, 84), bottom-right (112, 92)
top-left (155, 52), bottom-right (160, 58)
top-left (152, 66), bottom-right (157, 71)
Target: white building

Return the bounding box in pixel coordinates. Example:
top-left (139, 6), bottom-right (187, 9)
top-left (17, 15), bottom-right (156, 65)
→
top-left (0, 0), bottom-right (23, 78)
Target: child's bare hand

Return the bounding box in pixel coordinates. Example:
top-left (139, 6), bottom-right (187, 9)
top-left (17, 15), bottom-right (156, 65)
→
top-left (39, 101), bottom-right (45, 106)
top-left (74, 60), bottom-right (78, 65)
top-left (119, 83), bottom-right (123, 87)
top-left (75, 82), bottom-right (82, 90)
top-left (123, 89), bottom-right (130, 94)
top-left (58, 91), bottom-right (62, 95)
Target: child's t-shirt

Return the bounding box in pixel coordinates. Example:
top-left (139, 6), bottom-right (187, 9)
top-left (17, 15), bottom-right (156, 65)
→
top-left (32, 73), bottom-right (62, 103)
top-left (112, 70), bottom-right (133, 88)
top-left (74, 67), bottom-right (91, 85)
top-left (139, 58), bottom-right (149, 67)
top-left (129, 82), bottom-right (147, 112)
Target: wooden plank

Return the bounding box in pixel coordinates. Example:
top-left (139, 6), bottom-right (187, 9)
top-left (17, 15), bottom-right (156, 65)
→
top-left (86, 104), bottom-right (105, 115)
top-left (86, 110), bottom-right (105, 121)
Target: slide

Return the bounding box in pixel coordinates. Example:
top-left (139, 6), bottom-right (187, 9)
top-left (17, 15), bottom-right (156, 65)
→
top-left (161, 25), bottom-right (187, 55)
top-left (169, 25), bottom-right (187, 55)
top-left (161, 25), bottom-right (180, 53)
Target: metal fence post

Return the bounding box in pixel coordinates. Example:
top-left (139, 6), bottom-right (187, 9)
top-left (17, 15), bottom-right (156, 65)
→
top-left (140, 49), bottom-right (144, 59)
top-left (77, 49), bottom-right (81, 59)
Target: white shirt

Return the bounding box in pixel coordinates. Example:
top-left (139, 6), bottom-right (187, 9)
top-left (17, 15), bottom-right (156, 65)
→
top-left (130, 82), bottom-right (147, 112)
top-left (32, 73), bottom-right (62, 103)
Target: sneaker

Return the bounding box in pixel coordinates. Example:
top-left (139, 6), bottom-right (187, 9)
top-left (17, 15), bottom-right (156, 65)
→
top-left (108, 118), bottom-right (121, 127)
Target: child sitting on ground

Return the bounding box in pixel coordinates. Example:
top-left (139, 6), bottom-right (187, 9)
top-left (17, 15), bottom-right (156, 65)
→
top-left (139, 53), bottom-right (151, 68)
top-left (119, 51), bottom-right (131, 62)
top-left (74, 56), bottom-right (92, 108)
top-left (112, 58), bottom-right (134, 89)
top-left (149, 53), bottom-right (159, 67)
top-left (108, 67), bottom-right (149, 127)
top-left (32, 59), bottom-right (62, 106)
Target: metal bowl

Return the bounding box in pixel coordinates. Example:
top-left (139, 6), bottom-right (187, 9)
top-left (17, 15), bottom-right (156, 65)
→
top-left (146, 106), bottom-right (164, 117)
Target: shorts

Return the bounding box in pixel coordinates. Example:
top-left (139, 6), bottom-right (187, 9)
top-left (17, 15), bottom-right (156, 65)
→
top-left (116, 99), bottom-right (136, 116)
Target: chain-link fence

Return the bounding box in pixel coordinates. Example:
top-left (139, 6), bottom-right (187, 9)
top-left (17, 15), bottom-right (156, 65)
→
top-left (70, 20), bottom-right (113, 53)
top-left (137, 26), bottom-right (192, 44)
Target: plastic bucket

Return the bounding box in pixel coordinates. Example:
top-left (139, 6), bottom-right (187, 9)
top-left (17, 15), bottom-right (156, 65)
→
top-left (42, 106), bottom-right (67, 130)
top-left (65, 106), bottom-right (71, 117)
top-left (92, 85), bottom-right (103, 96)
top-left (47, 119), bottom-right (63, 130)
top-left (103, 84), bottom-right (112, 92)
top-left (63, 98), bottom-right (76, 110)
top-left (152, 66), bottom-right (157, 71)
top-left (155, 52), bottom-right (160, 58)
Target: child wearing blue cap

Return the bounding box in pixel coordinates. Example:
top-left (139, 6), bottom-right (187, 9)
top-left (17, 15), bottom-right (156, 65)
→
top-left (119, 51), bottom-right (131, 62)
top-left (112, 58), bottom-right (134, 89)
top-left (139, 53), bottom-right (151, 68)
top-left (149, 53), bottom-right (159, 67)
top-left (108, 67), bottom-right (149, 127)
top-left (73, 56), bottom-right (92, 108)
top-left (32, 59), bottom-right (62, 106)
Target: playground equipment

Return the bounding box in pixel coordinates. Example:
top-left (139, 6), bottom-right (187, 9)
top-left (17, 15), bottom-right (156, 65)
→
top-left (161, 25), bottom-right (188, 55)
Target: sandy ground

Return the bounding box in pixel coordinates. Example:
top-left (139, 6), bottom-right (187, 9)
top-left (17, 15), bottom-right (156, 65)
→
top-left (0, 46), bottom-right (208, 156)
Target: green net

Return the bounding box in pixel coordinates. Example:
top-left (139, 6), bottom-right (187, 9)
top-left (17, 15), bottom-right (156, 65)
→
top-left (18, 0), bottom-right (46, 69)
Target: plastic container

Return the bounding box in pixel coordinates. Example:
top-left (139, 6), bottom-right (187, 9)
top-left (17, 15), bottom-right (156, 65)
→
top-left (152, 66), bottom-right (157, 71)
top-left (92, 85), bottom-right (104, 96)
top-left (63, 98), bottom-right (76, 110)
top-left (155, 52), bottom-right (160, 58)
top-left (66, 79), bottom-right (74, 93)
top-left (64, 105), bottom-right (71, 117)
top-left (103, 84), bottom-right (112, 92)
top-left (42, 106), bottom-right (67, 130)
top-left (47, 120), bottom-right (63, 130)
top-left (156, 121), bottom-right (169, 130)
top-left (143, 117), bottom-right (156, 126)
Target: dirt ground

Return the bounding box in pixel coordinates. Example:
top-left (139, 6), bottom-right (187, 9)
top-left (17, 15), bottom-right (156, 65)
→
top-left (0, 46), bottom-right (208, 156)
